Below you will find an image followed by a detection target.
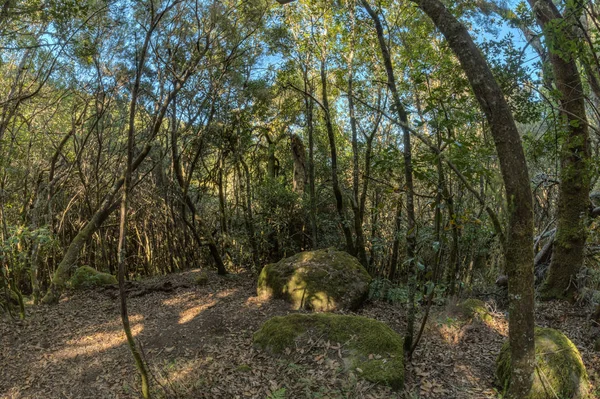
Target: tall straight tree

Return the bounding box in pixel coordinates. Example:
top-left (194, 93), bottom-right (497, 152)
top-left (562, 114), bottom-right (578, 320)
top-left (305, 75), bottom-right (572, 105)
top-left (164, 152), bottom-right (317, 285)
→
top-left (320, 56), bottom-right (356, 255)
top-left (527, 0), bottom-right (591, 300)
top-left (360, 0), bottom-right (418, 352)
top-left (346, 1), bottom-right (370, 268)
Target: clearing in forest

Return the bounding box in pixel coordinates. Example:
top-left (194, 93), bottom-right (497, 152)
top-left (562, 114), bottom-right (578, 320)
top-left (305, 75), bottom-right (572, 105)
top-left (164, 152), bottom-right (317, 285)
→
top-left (1, 270), bottom-right (598, 399)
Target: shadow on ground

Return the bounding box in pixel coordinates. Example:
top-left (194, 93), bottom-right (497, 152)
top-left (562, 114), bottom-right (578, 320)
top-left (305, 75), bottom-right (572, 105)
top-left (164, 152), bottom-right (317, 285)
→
top-left (1, 272), bottom-right (598, 399)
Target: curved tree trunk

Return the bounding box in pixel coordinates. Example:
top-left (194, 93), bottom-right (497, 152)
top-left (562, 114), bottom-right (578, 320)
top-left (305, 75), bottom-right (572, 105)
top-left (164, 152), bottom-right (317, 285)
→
top-left (411, 0), bottom-right (535, 397)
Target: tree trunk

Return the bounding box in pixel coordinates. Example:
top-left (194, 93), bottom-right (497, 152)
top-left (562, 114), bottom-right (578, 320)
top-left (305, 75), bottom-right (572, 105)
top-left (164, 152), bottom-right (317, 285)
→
top-left (389, 194), bottom-right (403, 281)
top-left (412, 0), bottom-right (535, 397)
top-left (347, 6), bottom-right (369, 268)
top-left (239, 160), bottom-right (261, 270)
top-left (528, 0), bottom-right (591, 300)
top-left (320, 58), bottom-right (355, 255)
top-left (303, 67), bottom-right (318, 249)
top-left (117, 58), bottom-right (151, 399)
top-left (361, 0), bottom-right (417, 353)
top-left (349, 74), bottom-right (369, 267)
top-left (290, 134), bottom-right (307, 195)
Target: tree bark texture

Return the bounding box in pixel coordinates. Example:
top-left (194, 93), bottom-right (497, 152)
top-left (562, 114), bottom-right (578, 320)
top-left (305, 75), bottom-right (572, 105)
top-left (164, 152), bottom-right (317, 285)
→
top-left (528, 0), bottom-right (591, 300)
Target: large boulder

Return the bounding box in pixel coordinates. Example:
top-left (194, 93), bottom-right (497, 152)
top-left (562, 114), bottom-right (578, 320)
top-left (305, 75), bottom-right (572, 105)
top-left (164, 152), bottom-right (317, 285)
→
top-left (69, 266), bottom-right (117, 289)
top-left (496, 327), bottom-right (590, 398)
top-left (253, 313), bottom-right (404, 390)
top-left (257, 248), bottom-right (371, 311)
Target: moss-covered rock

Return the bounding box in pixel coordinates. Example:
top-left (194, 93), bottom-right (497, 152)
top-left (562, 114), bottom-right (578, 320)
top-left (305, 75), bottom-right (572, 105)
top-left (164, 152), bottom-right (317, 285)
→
top-left (455, 298), bottom-right (493, 324)
top-left (496, 327), bottom-right (590, 398)
top-left (257, 248), bottom-right (371, 311)
top-left (69, 266), bottom-right (117, 289)
top-left (254, 313), bottom-right (404, 390)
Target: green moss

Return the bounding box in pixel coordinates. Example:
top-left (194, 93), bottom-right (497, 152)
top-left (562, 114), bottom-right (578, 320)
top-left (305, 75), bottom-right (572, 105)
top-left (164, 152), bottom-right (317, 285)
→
top-left (253, 313), bottom-right (404, 390)
top-left (456, 299), bottom-right (493, 324)
top-left (257, 249), bottom-right (371, 311)
top-left (194, 271), bottom-right (208, 286)
top-left (496, 327), bottom-right (590, 399)
top-left (235, 364), bottom-right (252, 372)
top-left (359, 356), bottom-right (404, 390)
top-left (69, 266), bottom-right (117, 289)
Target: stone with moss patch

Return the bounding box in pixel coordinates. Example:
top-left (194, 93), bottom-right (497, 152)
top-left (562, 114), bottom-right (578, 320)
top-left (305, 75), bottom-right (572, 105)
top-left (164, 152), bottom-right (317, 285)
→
top-left (496, 327), bottom-right (590, 398)
top-left (69, 266), bottom-right (117, 289)
top-left (253, 313), bottom-right (404, 390)
top-left (454, 298), bottom-right (493, 324)
top-left (257, 248), bottom-right (371, 311)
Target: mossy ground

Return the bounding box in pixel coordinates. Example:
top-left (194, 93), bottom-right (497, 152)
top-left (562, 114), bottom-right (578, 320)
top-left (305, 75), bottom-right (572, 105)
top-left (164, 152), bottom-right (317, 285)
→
top-left (455, 298), bottom-right (493, 324)
top-left (253, 313), bottom-right (404, 390)
top-left (194, 271), bottom-right (208, 286)
top-left (257, 248), bottom-right (371, 311)
top-left (496, 327), bottom-right (590, 399)
top-left (69, 266), bottom-right (117, 289)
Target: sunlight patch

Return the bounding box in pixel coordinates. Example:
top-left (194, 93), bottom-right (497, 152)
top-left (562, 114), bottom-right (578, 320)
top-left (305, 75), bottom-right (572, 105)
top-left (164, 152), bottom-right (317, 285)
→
top-left (244, 295), bottom-right (270, 307)
top-left (162, 291), bottom-right (204, 306)
top-left (52, 314), bottom-right (144, 360)
top-left (178, 300), bottom-right (217, 324)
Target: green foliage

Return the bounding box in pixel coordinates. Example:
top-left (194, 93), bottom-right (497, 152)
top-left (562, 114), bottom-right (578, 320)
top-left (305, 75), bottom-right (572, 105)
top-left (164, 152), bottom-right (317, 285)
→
top-left (254, 177), bottom-right (302, 257)
top-left (576, 267), bottom-right (600, 308)
top-left (267, 388), bottom-right (286, 399)
top-left (368, 278), bottom-right (409, 304)
top-left (0, 225), bottom-right (58, 312)
top-left (0, 225), bottom-right (57, 270)
top-left (482, 35), bottom-right (542, 124)
top-left (369, 278), bottom-right (445, 306)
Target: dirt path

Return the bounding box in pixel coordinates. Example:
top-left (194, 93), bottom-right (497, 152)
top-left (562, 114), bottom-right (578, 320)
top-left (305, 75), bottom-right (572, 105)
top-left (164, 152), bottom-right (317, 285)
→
top-left (1, 271), bottom-right (598, 398)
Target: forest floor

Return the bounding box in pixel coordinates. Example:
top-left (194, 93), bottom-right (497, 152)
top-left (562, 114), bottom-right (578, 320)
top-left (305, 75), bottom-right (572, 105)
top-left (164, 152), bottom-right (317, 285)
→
top-left (1, 270), bottom-right (599, 399)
